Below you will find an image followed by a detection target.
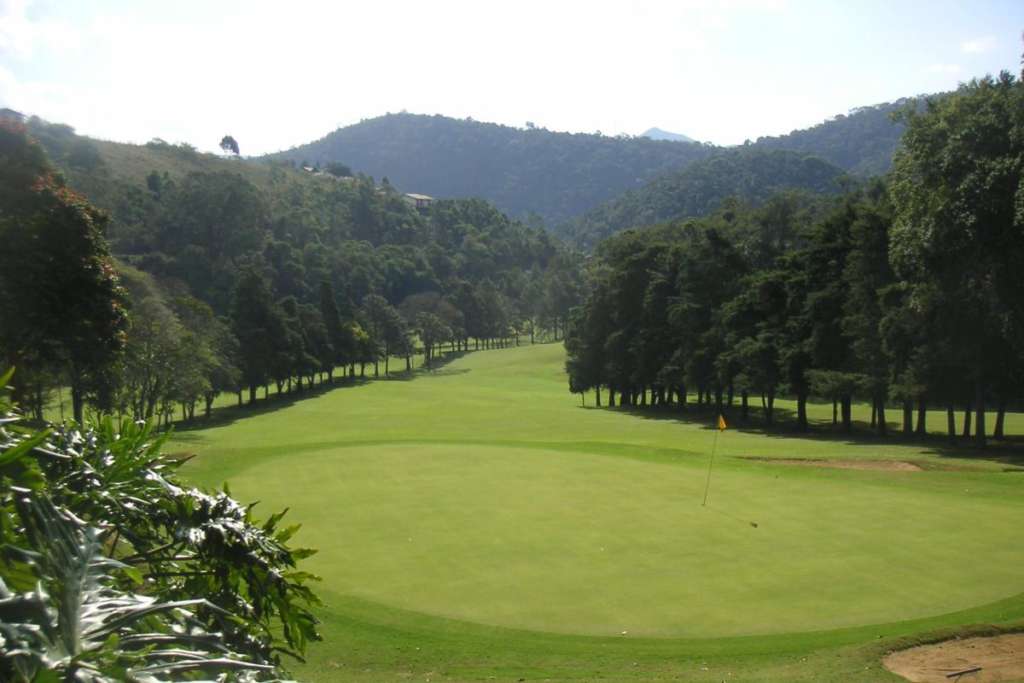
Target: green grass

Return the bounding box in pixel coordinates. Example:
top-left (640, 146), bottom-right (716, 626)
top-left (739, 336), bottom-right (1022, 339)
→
top-left (174, 344), bottom-right (1024, 682)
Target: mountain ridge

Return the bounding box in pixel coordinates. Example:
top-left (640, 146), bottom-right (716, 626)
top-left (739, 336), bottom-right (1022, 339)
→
top-left (270, 99), bottom-right (913, 227)
top-left (641, 127), bottom-right (697, 143)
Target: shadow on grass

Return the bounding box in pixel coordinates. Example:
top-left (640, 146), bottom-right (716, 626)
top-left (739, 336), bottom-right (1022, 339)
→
top-left (172, 350), bottom-right (474, 437)
top-left (372, 350), bottom-right (473, 382)
top-left (593, 399), bottom-right (1024, 467)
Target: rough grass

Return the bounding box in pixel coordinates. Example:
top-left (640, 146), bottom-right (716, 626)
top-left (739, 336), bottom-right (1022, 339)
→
top-left (174, 343), bottom-right (1024, 682)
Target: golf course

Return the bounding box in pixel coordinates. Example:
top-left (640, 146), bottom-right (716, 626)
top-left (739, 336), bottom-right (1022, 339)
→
top-left (172, 343), bottom-right (1024, 682)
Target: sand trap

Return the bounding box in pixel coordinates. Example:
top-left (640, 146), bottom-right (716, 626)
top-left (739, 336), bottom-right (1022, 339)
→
top-left (883, 634), bottom-right (1024, 682)
top-left (743, 457), bottom-right (923, 472)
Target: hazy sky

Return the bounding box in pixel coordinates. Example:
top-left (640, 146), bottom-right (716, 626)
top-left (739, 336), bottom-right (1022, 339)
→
top-left (1, 0), bottom-right (1022, 155)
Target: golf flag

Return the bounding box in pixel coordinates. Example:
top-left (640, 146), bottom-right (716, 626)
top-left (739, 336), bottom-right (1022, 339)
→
top-left (717, 414), bottom-right (727, 431)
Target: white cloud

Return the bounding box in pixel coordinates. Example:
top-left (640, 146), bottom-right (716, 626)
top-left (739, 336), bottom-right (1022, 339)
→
top-left (960, 36), bottom-right (996, 54)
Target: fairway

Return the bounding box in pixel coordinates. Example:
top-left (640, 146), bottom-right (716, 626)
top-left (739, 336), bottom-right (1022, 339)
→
top-left (176, 344), bottom-right (1024, 680)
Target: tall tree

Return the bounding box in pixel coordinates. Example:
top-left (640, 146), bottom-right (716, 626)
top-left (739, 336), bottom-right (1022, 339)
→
top-left (219, 134), bottom-right (240, 156)
top-left (0, 120), bottom-right (128, 422)
top-left (231, 270), bottom-right (286, 403)
top-left (890, 72), bottom-right (1024, 447)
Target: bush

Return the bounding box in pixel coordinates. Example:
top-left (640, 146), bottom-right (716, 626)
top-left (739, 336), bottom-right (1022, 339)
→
top-left (0, 369), bottom-right (321, 681)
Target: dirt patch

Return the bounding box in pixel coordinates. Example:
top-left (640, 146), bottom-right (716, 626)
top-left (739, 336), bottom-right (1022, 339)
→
top-left (883, 633), bottom-right (1024, 682)
top-left (742, 457), bottom-right (923, 472)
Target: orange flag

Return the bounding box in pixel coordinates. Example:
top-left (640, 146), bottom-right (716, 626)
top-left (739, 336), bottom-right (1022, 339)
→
top-left (717, 414), bottom-right (727, 431)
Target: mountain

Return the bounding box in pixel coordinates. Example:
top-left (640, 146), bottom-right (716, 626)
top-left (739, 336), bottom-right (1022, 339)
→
top-left (272, 100), bottom-right (914, 229)
top-left (753, 99), bottom-right (914, 177)
top-left (270, 113), bottom-right (716, 226)
top-left (641, 127), bottom-right (697, 143)
top-left (558, 148), bottom-right (847, 250)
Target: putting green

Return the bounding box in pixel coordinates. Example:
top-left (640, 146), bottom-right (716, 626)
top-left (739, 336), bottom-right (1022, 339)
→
top-left (225, 440), bottom-right (1022, 638)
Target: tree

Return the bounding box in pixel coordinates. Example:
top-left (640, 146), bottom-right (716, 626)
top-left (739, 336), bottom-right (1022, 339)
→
top-left (325, 161), bottom-right (352, 177)
top-left (0, 120), bottom-right (129, 423)
top-left (416, 312), bottom-right (451, 369)
top-left (173, 295), bottom-right (241, 417)
top-left (890, 72), bottom-right (1024, 448)
top-left (219, 134), bottom-right (240, 156)
top-left (231, 270), bottom-right (286, 403)
top-left (359, 294), bottom-right (391, 376)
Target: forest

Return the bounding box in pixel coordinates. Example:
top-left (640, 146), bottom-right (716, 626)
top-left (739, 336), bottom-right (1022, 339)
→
top-left (565, 73), bottom-right (1023, 448)
top-left (0, 119), bottom-right (583, 425)
top-left (558, 147), bottom-right (848, 249)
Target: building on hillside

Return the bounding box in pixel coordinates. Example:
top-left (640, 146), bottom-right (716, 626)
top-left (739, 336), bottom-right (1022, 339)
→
top-left (404, 193), bottom-right (434, 211)
top-left (0, 107), bottom-right (26, 123)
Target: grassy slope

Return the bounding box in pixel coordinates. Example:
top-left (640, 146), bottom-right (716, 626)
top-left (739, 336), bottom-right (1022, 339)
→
top-left (174, 344), bottom-right (1024, 682)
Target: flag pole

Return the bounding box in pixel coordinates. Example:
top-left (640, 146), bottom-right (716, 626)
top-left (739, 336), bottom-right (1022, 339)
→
top-left (702, 415), bottom-right (724, 506)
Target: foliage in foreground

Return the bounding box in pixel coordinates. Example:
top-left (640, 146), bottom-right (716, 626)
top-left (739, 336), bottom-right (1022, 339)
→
top-left (0, 370), bottom-right (321, 680)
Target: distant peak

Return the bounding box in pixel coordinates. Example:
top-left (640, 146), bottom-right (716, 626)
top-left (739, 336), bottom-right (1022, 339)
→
top-left (641, 127), bottom-right (696, 144)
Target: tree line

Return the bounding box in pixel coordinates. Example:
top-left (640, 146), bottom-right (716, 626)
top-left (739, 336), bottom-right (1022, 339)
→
top-left (566, 72), bottom-right (1023, 448)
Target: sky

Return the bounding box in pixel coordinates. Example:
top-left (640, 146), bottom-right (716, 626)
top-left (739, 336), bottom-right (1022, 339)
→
top-left (1, 0), bottom-right (1022, 155)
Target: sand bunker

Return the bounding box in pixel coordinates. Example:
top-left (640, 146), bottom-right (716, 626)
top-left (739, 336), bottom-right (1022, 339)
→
top-left (743, 457), bottom-right (923, 472)
top-left (883, 633), bottom-right (1024, 682)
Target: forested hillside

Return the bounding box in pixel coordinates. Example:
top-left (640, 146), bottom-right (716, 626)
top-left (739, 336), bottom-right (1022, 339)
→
top-left (272, 113), bottom-right (717, 225)
top-left (559, 148), bottom-right (847, 250)
top-left (753, 99), bottom-right (912, 176)
top-left (270, 101), bottom-right (913, 228)
top-left (8, 118), bottom-right (582, 423)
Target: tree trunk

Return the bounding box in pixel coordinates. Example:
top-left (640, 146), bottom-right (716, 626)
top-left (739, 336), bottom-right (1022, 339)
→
top-left (876, 398), bottom-right (887, 436)
top-left (962, 402), bottom-right (972, 438)
top-left (841, 396), bottom-right (852, 432)
top-left (595, 386), bottom-right (602, 407)
top-left (974, 381), bottom-right (986, 449)
top-left (870, 400), bottom-right (877, 429)
top-left (741, 391), bottom-right (749, 421)
top-left (994, 397), bottom-right (1006, 439)
top-left (374, 361), bottom-right (379, 377)
top-left (947, 404), bottom-right (956, 442)
top-left (205, 395), bottom-right (214, 418)
top-left (796, 391), bottom-right (808, 432)
top-left (765, 392), bottom-right (775, 427)
top-left (249, 384), bottom-right (257, 404)
top-left (71, 384), bottom-right (84, 424)
top-left (915, 395), bottom-right (927, 435)
top-left (607, 388), bottom-right (616, 407)
top-left (832, 399), bottom-right (837, 426)
top-left (385, 355), bottom-right (389, 376)
top-left (902, 400), bottom-right (913, 436)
